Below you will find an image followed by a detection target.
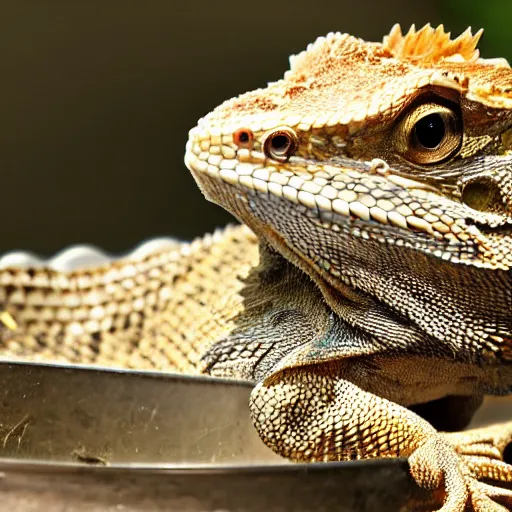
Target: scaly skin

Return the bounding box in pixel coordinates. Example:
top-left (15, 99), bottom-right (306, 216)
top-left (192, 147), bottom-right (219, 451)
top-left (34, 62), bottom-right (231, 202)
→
top-left (1, 23), bottom-right (512, 511)
top-left (185, 25), bottom-right (512, 511)
top-left (0, 226), bottom-right (259, 372)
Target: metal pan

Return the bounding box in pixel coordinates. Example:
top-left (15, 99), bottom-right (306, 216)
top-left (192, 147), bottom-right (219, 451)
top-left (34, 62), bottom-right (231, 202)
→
top-left (0, 361), bottom-right (510, 511)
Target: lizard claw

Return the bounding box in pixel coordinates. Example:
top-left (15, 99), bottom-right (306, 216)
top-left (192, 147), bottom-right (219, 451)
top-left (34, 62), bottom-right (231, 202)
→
top-left (409, 424), bottom-right (512, 511)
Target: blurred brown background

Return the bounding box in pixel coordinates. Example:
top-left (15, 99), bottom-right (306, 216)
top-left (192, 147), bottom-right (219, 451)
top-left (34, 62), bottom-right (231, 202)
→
top-left (0, 1), bottom-right (510, 255)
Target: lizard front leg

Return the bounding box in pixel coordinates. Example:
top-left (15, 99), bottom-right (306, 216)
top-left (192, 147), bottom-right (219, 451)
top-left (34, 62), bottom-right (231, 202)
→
top-left (249, 363), bottom-right (512, 511)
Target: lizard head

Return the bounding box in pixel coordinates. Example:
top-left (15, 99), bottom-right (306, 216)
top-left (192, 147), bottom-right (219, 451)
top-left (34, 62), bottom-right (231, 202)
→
top-left (186, 24), bottom-right (512, 365)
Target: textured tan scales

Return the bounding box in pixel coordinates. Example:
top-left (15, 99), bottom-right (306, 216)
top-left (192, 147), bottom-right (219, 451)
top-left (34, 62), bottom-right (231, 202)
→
top-left (186, 24), bottom-right (512, 512)
top-left (0, 225), bottom-right (258, 372)
top-left (2, 24), bottom-right (512, 512)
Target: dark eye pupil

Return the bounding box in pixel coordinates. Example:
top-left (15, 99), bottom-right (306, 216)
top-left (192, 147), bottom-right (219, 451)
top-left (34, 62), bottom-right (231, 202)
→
top-left (238, 131), bottom-right (249, 143)
top-left (271, 135), bottom-right (290, 150)
top-left (414, 113), bottom-right (445, 149)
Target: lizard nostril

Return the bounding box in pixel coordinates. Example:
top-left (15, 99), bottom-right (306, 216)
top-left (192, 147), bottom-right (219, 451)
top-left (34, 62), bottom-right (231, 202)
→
top-left (461, 178), bottom-right (502, 213)
top-left (233, 128), bottom-right (254, 148)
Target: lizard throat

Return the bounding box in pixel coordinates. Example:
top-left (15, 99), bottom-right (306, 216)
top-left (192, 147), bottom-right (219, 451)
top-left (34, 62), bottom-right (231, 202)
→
top-left (186, 161), bottom-right (512, 364)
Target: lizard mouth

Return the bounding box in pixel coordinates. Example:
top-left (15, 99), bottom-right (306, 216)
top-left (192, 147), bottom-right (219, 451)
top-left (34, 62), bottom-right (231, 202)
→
top-left (185, 143), bottom-right (512, 271)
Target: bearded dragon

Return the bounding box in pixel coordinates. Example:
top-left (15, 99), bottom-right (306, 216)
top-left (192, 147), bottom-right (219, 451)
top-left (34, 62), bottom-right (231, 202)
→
top-left (1, 24), bottom-right (512, 511)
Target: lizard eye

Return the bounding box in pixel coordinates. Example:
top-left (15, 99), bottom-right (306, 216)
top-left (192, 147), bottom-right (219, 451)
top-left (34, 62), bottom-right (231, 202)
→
top-left (233, 128), bottom-right (254, 148)
top-left (263, 127), bottom-right (298, 161)
top-left (397, 103), bottom-right (462, 165)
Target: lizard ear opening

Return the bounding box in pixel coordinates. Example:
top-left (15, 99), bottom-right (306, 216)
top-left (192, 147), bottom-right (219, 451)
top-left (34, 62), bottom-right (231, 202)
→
top-left (461, 179), bottom-right (502, 212)
top-left (395, 101), bottom-right (462, 165)
top-left (460, 175), bottom-right (507, 215)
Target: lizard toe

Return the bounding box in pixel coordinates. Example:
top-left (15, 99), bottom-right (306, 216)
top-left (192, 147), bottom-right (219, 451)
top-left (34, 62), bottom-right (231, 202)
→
top-left (444, 421), bottom-right (512, 463)
top-left (468, 481), bottom-right (512, 511)
top-left (409, 435), bottom-right (468, 511)
top-left (409, 432), bottom-right (512, 511)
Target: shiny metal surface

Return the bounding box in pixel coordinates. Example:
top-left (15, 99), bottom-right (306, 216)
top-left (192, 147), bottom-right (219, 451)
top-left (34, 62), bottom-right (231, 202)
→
top-left (0, 362), bottom-right (275, 464)
top-left (0, 458), bottom-right (422, 512)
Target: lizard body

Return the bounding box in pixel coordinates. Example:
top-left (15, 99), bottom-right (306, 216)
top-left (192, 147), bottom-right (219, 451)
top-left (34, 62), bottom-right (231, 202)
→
top-left (0, 225), bottom-right (259, 372)
top-left (186, 24), bottom-right (512, 510)
top-left (2, 24), bottom-right (512, 510)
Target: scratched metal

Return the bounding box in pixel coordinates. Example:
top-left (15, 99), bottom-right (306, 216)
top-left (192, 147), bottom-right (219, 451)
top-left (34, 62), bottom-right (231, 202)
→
top-left (0, 362), bottom-right (274, 464)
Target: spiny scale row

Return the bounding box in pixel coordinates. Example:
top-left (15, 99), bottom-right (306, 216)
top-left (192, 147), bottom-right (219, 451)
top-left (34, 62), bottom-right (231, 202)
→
top-left (0, 228), bottom-right (237, 291)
